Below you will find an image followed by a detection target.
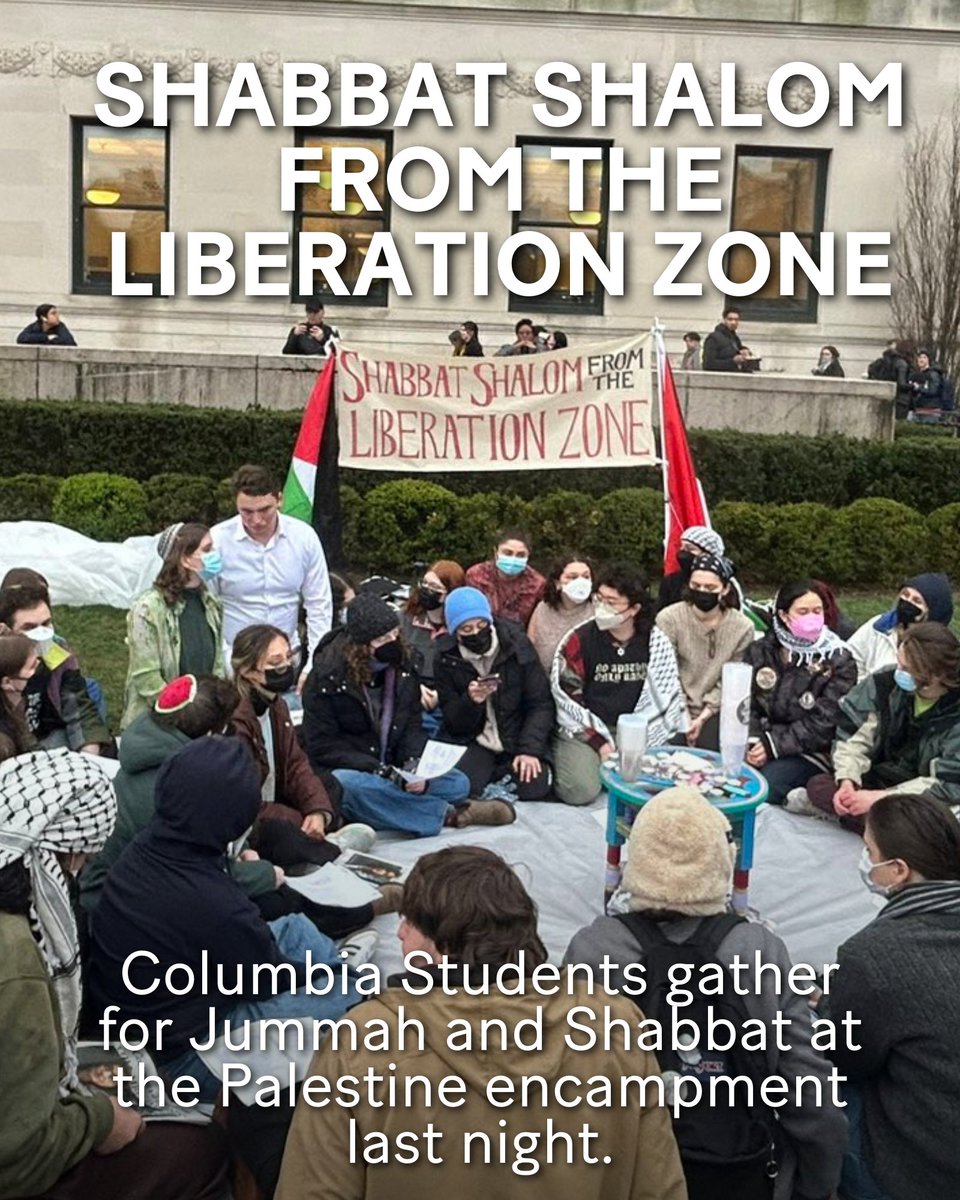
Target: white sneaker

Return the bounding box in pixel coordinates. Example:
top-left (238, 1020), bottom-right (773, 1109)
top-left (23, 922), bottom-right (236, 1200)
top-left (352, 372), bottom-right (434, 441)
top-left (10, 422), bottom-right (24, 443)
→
top-left (327, 823), bottom-right (377, 853)
top-left (337, 928), bottom-right (379, 967)
top-left (784, 788), bottom-right (833, 820)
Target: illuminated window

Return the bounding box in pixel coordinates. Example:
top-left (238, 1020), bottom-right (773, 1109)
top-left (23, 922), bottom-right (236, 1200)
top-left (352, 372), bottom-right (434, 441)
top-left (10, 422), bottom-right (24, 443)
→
top-left (727, 147), bottom-right (830, 322)
top-left (510, 138), bottom-right (611, 315)
top-left (292, 131), bottom-right (392, 307)
top-left (72, 120), bottom-right (168, 293)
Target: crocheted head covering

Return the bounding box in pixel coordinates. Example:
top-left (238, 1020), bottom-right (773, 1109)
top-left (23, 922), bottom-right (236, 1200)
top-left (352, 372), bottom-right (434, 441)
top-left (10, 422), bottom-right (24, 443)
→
top-left (155, 674), bottom-right (199, 714)
top-left (681, 525), bottom-right (724, 558)
top-left (346, 592), bottom-right (400, 644)
top-left (156, 522), bottom-right (184, 561)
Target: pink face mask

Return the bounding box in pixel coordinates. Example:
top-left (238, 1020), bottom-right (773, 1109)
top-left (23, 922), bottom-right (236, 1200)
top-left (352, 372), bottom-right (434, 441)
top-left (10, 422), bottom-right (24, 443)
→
top-left (789, 613), bottom-right (824, 643)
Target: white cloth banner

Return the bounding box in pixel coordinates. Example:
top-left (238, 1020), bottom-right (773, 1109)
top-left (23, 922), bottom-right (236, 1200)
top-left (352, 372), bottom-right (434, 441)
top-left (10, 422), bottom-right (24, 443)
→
top-left (336, 333), bottom-right (655, 471)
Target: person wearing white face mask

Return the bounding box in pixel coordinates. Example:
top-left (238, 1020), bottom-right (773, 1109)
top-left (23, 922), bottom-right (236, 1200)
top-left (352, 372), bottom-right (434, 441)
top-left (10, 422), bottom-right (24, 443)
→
top-left (465, 527), bottom-right (546, 629)
top-left (527, 555), bottom-right (595, 672)
top-left (828, 792), bottom-right (960, 1200)
top-left (551, 564), bottom-right (685, 806)
top-left (122, 521), bottom-right (226, 729)
top-left (0, 582), bottom-right (112, 754)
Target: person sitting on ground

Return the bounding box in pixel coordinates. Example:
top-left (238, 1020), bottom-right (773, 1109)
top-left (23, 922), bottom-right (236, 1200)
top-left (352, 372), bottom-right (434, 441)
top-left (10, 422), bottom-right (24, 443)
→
top-left (657, 524), bottom-right (735, 611)
top-left (276, 844), bottom-right (687, 1200)
top-left (121, 521), bottom-right (225, 729)
top-left (812, 344), bottom-right (844, 377)
top-left (0, 748), bottom-right (230, 1200)
top-left (564, 786), bottom-right (846, 1200)
top-left (551, 564), bottom-right (684, 806)
top-left (743, 579), bottom-right (857, 807)
top-left (680, 331), bottom-right (701, 370)
top-left (88, 738), bottom-right (366, 1103)
top-left (526, 554), bottom-right (595, 673)
top-left (449, 320), bottom-right (483, 357)
top-left (846, 572), bottom-right (953, 681)
top-left (906, 347), bottom-right (946, 421)
top-left (805, 623), bottom-right (960, 833)
top-left (703, 306), bottom-right (754, 371)
top-left (828, 792), bottom-right (960, 1200)
top-left (0, 583), bottom-right (112, 754)
top-left (282, 301), bottom-right (338, 356)
top-left (465, 526), bottom-right (546, 628)
top-left (435, 587), bottom-right (555, 804)
top-left (400, 559), bottom-right (466, 725)
top-left (494, 317), bottom-right (541, 356)
top-left (15, 303), bottom-right (77, 346)
top-left (545, 329), bottom-right (568, 350)
top-left (0, 633), bottom-right (37, 760)
top-left (302, 593), bottom-right (501, 834)
top-left (656, 554), bottom-right (755, 751)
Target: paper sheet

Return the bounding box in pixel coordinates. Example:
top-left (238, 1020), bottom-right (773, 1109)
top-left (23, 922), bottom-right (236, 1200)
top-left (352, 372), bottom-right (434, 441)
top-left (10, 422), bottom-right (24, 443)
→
top-left (397, 739), bottom-right (466, 783)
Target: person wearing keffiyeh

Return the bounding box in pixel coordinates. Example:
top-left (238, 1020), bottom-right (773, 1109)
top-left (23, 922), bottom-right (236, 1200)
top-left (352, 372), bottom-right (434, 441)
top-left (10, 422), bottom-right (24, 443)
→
top-left (0, 748), bottom-right (229, 1198)
top-left (742, 578), bottom-right (858, 806)
top-left (828, 793), bottom-right (960, 1200)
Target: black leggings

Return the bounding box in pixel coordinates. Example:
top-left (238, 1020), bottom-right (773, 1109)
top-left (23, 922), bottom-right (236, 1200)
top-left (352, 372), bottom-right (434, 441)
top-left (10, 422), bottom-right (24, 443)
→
top-left (458, 743), bottom-right (553, 801)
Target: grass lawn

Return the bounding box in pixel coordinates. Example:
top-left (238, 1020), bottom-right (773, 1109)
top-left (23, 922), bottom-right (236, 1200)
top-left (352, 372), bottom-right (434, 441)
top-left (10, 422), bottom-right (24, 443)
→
top-left (56, 589), bottom-right (898, 730)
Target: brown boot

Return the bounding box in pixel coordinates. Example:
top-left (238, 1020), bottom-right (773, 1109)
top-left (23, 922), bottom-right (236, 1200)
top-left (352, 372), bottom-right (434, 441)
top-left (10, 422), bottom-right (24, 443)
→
top-left (449, 799), bottom-right (517, 828)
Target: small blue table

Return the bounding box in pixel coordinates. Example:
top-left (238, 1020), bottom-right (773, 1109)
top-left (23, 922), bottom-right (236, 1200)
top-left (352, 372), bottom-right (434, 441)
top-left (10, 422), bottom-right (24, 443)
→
top-left (600, 747), bottom-right (768, 912)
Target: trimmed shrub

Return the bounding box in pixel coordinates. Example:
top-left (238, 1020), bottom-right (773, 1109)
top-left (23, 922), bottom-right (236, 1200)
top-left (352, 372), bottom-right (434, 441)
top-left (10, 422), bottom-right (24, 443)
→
top-left (711, 502), bottom-right (773, 584)
top-left (833, 499), bottom-right (929, 586)
top-left (526, 490), bottom-right (599, 561)
top-left (763, 503), bottom-right (846, 584)
top-left (0, 474), bottom-right (63, 522)
top-left (354, 480), bottom-right (460, 573)
top-left (446, 492), bottom-right (532, 567)
top-left (339, 484), bottom-right (363, 565)
top-left (923, 503), bottom-right (960, 584)
top-left (51, 473), bottom-right (150, 541)
top-left (584, 488), bottom-right (663, 575)
top-left (144, 473), bottom-right (219, 529)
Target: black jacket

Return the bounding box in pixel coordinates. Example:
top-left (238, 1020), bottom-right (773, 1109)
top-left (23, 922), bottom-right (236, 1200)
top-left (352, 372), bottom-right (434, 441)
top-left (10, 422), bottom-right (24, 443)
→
top-left (702, 322), bottom-right (743, 371)
top-left (282, 323), bottom-right (335, 356)
top-left (16, 320), bottom-right (77, 346)
top-left (88, 738), bottom-right (299, 1060)
top-left (908, 364), bottom-right (945, 410)
top-left (433, 619), bottom-right (555, 760)
top-left (743, 632), bottom-right (857, 765)
top-left (302, 628), bottom-right (427, 773)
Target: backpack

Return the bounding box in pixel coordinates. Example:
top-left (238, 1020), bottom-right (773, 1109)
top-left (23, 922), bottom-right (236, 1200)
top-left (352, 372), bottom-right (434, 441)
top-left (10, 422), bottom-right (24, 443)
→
top-left (616, 911), bottom-right (778, 1200)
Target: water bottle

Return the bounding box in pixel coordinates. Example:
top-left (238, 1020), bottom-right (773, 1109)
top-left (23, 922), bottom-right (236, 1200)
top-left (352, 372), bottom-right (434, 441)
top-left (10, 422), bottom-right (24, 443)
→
top-left (616, 713), bottom-right (648, 783)
top-left (719, 662), bottom-right (752, 773)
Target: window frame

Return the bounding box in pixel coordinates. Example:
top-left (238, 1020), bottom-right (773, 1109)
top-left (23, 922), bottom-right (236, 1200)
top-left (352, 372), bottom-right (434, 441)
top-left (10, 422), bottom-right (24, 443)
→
top-left (726, 145), bottom-right (831, 324)
top-left (71, 116), bottom-right (170, 296)
top-left (509, 136), bottom-right (612, 317)
top-left (291, 128), bottom-right (394, 308)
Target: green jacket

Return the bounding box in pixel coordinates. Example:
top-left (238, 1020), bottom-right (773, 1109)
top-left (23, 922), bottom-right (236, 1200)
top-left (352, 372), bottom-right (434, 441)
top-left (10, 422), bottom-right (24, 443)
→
top-left (79, 712), bottom-right (276, 913)
top-left (0, 913), bottom-right (113, 1195)
top-left (122, 584), bottom-right (225, 729)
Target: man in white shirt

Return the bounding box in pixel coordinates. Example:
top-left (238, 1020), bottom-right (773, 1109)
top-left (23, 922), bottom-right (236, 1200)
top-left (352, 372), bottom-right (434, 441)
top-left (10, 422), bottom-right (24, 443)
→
top-left (210, 464), bottom-right (333, 689)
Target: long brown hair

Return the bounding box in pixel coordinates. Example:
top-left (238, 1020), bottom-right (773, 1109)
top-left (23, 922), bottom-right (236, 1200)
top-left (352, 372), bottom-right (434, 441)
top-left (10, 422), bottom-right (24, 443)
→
top-left (404, 560), bottom-right (466, 620)
top-left (901, 623), bottom-right (960, 691)
top-left (154, 522), bottom-right (209, 607)
top-left (231, 624), bottom-right (289, 698)
top-left (0, 634), bottom-right (37, 761)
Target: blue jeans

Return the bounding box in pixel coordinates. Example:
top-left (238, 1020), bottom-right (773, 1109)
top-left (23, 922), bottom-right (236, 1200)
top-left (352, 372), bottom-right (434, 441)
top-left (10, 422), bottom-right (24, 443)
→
top-left (161, 913), bottom-right (362, 1101)
top-left (840, 1084), bottom-right (893, 1200)
top-left (333, 768), bottom-right (470, 836)
top-left (760, 756), bottom-right (822, 805)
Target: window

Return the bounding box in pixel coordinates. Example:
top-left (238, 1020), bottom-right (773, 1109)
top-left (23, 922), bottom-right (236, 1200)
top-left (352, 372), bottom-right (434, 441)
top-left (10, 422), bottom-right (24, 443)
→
top-left (292, 131), bottom-right (392, 307)
top-left (510, 138), bottom-right (611, 315)
top-left (72, 120), bottom-right (168, 293)
top-left (727, 147), bottom-right (830, 322)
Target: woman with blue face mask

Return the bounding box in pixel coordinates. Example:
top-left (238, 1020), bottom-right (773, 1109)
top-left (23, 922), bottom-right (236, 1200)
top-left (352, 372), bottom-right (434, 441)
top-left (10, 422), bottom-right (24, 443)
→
top-left (805, 622), bottom-right (960, 833)
top-left (122, 521), bottom-right (226, 728)
top-left (465, 527), bottom-right (546, 629)
top-left (829, 792), bottom-right (960, 1200)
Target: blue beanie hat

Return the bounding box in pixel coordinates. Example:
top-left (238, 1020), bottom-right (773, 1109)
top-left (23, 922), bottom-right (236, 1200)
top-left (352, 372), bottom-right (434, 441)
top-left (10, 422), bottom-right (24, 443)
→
top-left (444, 586), bottom-right (492, 634)
top-left (905, 573), bottom-right (954, 625)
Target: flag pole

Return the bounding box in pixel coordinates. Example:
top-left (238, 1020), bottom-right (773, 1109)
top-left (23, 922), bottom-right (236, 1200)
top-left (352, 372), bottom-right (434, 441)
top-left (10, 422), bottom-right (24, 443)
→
top-left (652, 319), bottom-right (671, 564)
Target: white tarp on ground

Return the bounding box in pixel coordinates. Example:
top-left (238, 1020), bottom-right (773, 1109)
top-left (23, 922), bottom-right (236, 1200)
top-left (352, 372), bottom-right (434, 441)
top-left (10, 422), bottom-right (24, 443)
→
top-left (365, 799), bottom-right (878, 977)
top-left (0, 521), bottom-right (160, 607)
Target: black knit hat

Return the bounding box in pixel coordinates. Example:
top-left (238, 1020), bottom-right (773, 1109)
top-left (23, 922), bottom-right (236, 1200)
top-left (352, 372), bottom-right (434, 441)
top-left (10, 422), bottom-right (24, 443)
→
top-left (345, 592), bottom-right (399, 644)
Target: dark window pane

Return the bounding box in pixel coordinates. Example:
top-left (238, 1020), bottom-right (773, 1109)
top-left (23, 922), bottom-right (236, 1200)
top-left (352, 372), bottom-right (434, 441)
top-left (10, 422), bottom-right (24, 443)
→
top-left (520, 145), bottom-right (603, 226)
top-left (301, 214), bottom-right (387, 290)
top-left (734, 155), bottom-right (817, 234)
top-left (508, 226), bottom-right (603, 306)
top-left (82, 128), bottom-right (166, 208)
top-left (82, 208), bottom-right (164, 284)
top-left (301, 134), bottom-right (388, 212)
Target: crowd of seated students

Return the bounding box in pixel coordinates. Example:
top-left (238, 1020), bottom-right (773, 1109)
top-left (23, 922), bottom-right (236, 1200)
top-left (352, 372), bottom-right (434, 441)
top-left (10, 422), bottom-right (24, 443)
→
top-left (3, 495), bottom-right (960, 1200)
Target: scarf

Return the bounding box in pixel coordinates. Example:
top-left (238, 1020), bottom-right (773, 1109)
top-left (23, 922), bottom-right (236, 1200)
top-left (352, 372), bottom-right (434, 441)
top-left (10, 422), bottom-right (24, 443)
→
top-left (873, 607), bottom-right (900, 635)
top-left (0, 749), bottom-right (116, 1091)
top-left (772, 614), bottom-right (846, 667)
top-left (877, 878), bottom-right (960, 923)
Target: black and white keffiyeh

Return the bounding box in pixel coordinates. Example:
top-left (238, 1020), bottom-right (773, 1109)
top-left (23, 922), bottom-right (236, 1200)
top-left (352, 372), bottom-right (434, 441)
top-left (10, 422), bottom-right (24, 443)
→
top-left (0, 749), bottom-right (116, 1089)
top-left (772, 613), bottom-right (846, 667)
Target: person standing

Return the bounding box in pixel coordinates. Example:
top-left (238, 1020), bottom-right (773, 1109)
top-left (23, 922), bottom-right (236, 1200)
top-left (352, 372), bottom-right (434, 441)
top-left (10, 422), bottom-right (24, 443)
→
top-left (812, 345), bottom-right (844, 377)
top-left (16, 303), bottom-right (77, 346)
top-left (282, 302), bottom-right (339, 356)
top-left (210, 464), bottom-right (332, 687)
top-left (680, 331), bottom-right (701, 370)
top-left (703, 307), bottom-right (753, 371)
top-left (450, 321), bottom-right (483, 356)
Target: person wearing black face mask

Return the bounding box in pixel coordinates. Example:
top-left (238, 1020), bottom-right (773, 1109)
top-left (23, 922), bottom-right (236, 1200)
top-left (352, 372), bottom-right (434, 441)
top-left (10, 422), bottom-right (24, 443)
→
top-left (656, 555), bottom-right (755, 751)
top-left (656, 524), bottom-right (737, 613)
top-left (847, 572), bottom-right (954, 682)
top-left (302, 593), bottom-right (503, 835)
top-left (400, 560), bottom-right (467, 730)
top-left (434, 587), bottom-right (555, 804)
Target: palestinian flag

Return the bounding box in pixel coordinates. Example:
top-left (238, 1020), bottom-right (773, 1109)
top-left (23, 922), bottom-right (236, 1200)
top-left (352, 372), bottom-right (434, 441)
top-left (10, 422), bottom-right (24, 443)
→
top-left (281, 355), bottom-right (337, 527)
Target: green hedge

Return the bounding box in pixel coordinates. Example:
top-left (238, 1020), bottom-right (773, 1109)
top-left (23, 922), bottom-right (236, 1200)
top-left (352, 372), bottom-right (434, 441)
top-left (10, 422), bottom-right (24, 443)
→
top-left (2, 396), bottom-right (960, 511)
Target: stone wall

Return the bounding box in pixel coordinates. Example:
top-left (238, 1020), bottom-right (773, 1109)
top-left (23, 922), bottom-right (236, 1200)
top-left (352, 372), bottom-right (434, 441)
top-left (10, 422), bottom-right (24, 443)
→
top-left (0, 345), bottom-right (895, 439)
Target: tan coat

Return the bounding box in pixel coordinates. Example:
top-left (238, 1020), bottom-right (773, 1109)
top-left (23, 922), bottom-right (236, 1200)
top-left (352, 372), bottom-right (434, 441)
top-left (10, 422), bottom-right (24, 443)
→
top-left (276, 978), bottom-right (687, 1200)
